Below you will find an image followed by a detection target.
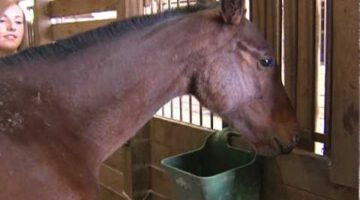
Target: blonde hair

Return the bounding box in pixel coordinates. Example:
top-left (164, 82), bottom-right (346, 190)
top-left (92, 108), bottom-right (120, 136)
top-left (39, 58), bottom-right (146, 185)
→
top-left (0, 0), bottom-right (30, 52)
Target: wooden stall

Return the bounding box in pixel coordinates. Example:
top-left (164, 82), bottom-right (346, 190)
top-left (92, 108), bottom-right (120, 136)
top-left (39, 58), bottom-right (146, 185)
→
top-left (29, 0), bottom-right (358, 199)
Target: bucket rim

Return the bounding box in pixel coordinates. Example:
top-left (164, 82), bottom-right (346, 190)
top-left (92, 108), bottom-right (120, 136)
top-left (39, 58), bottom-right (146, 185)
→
top-left (161, 134), bottom-right (258, 179)
top-left (161, 151), bottom-right (257, 179)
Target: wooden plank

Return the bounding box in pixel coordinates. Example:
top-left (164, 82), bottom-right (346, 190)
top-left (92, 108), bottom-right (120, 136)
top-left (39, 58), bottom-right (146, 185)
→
top-left (51, 19), bottom-right (115, 40)
top-left (104, 147), bottom-right (129, 172)
top-left (264, 0), bottom-right (275, 53)
top-left (150, 117), bottom-right (211, 151)
top-left (119, 143), bottom-right (133, 198)
top-left (99, 165), bottom-right (125, 194)
top-left (250, 1), bottom-right (266, 36)
top-left (103, 127), bottom-right (149, 199)
top-left (150, 142), bottom-right (174, 168)
top-left (129, 137), bottom-right (150, 199)
top-left (98, 185), bottom-right (126, 200)
top-left (50, 0), bottom-right (122, 17)
top-left (116, 0), bottom-right (126, 20)
top-left (263, 185), bottom-right (331, 200)
top-left (33, 0), bottom-right (52, 45)
top-left (265, 0), bottom-right (282, 65)
top-left (250, 0), bottom-right (282, 70)
top-left (148, 192), bottom-right (168, 200)
top-left (283, 1), bottom-right (298, 106)
top-left (151, 166), bottom-right (176, 199)
top-left (123, 124), bottom-right (151, 199)
top-left (330, 0), bottom-right (358, 188)
top-left (262, 150), bottom-right (357, 200)
top-left (124, 0), bottom-right (144, 18)
top-left (296, 1), bottom-right (316, 151)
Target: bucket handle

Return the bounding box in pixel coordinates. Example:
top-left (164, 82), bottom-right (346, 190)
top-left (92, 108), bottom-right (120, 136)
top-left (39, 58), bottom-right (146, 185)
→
top-left (211, 127), bottom-right (257, 156)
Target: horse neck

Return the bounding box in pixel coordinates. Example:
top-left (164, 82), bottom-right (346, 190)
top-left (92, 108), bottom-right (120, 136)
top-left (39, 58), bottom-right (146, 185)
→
top-left (81, 44), bottom-right (193, 166)
top-left (34, 27), bottom-right (196, 168)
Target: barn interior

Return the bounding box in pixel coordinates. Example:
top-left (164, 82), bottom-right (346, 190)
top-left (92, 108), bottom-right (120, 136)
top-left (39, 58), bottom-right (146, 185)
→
top-left (8, 0), bottom-right (360, 199)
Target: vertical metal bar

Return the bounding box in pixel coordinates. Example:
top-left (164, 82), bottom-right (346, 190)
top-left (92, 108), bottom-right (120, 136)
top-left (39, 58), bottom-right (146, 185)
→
top-left (210, 112), bottom-right (214, 129)
top-left (199, 105), bottom-right (203, 126)
top-left (323, 0), bottom-right (332, 156)
top-left (179, 96), bottom-right (183, 121)
top-left (161, 106), bottom-right (164, 116)
top-left (281, 0), bottom-right (285, 83)
top-left (158, 0), bottom-right (162, 13)
top-left (168, 0), bottom-right (171, 10)
top-left (177, 0), bottom-right (180, 8)
top-left (189, 96), bottom-right (192, 123)
top-left (150, 0), bottom-right (154, 14)
top-left (170, 99), bottom-right (174, 119)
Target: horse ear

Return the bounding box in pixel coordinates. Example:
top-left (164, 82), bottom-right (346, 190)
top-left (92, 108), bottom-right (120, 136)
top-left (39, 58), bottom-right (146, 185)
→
top-left (221, 0), bottom-right (246, 25)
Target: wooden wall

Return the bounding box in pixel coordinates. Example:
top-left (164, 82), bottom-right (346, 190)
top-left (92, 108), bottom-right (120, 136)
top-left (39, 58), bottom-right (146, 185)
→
top-left (95, 118), bottom-right (358, 200)
top-left (329, 0), bottom-right (358, 188)
top-left (148, 118), bottom-right (357, 200)
top-left (97, 117), bottom-right (358, 200)
top-left (251, 0), bottom-right (358, 189)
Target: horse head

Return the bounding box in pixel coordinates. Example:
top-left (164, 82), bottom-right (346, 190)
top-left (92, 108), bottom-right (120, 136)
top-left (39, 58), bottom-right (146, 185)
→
top-left (193, 0), bottom-right (299, 156)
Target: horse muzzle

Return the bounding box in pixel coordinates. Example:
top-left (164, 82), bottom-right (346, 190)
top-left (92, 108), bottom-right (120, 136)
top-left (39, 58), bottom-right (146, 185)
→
top-left (274, 134), bottom-right (300, 154)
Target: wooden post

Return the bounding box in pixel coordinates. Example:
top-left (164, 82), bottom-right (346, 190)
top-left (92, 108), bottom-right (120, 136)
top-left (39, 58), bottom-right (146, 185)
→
top-left (33, 0), bottom-right (52, 45)
top-left (296, 0), bottom-right (316, 152)
top-left (330, 0), bottom-right (358, 189)
top-left (251, 0), bottom-right (282, 71)
top-left (116, 0), bottom-right (126, 20)
top-left (283, 1), bottom-right (298, 105)
top-left (124, 0), bottom-right (144, 18)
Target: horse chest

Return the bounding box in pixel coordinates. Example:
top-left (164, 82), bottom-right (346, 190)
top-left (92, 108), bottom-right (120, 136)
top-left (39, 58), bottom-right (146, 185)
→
top-left (0, 137), bottom-right (98, 200)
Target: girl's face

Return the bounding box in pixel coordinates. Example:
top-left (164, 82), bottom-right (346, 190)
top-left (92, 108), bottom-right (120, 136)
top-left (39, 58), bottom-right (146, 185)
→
top-left (0, 4), bottom-right (24, 55)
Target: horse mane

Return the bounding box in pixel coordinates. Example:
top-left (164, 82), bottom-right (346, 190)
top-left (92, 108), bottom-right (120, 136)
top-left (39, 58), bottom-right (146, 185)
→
top-left (0, 5), bottom-right (212, 66)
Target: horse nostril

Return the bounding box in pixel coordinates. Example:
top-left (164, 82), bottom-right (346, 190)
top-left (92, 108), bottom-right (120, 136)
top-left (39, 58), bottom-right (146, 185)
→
top-left (274, 135), bottom-right (299, 154)
top-left (282, 144), bottom-right (293, 154)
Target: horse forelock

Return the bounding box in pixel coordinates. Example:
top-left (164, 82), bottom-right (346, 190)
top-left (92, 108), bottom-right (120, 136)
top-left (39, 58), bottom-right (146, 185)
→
top-left (0, 5), bottom-right (211, 67)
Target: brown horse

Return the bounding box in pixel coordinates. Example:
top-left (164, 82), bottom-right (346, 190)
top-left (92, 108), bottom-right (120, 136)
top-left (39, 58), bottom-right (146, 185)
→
top-left (0, 0), bottom-right (298, 199)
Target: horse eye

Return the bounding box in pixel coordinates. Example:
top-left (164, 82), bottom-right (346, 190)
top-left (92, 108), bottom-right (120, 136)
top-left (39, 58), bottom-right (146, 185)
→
top-left (259, 58), bottom-right (275, 67)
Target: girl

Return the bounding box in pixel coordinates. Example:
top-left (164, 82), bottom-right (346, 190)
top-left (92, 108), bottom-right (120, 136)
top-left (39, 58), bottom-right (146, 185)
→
top-left (0, 0), bottom-right (29, 57)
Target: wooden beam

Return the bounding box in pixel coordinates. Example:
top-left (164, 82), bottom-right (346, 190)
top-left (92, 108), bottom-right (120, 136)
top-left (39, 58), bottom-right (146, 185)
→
top-left (262, 150), bottom-right (357, 200)
top-left (283, 1), bottom-right (298, 105)
top-left (250, 1), bottom-right (266, 36)
top-left (124, 0), bottom-right (144, 18)
top-left (51, 19), bottom-right (115, 41)
top-left (265, 0), bottom-right (282, 63)
top-left (296, 0), bottom-right (316, 151)
top-left (50, 0), bottom-right (122, 17)
top-left (330, 0), bottom-right (358, 189)
top-left (33, 0), bottom-right (52, 45)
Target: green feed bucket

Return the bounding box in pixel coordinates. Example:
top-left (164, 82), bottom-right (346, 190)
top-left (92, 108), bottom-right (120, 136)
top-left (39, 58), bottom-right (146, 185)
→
top-left (161, 128), bottom-right (262, 200)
